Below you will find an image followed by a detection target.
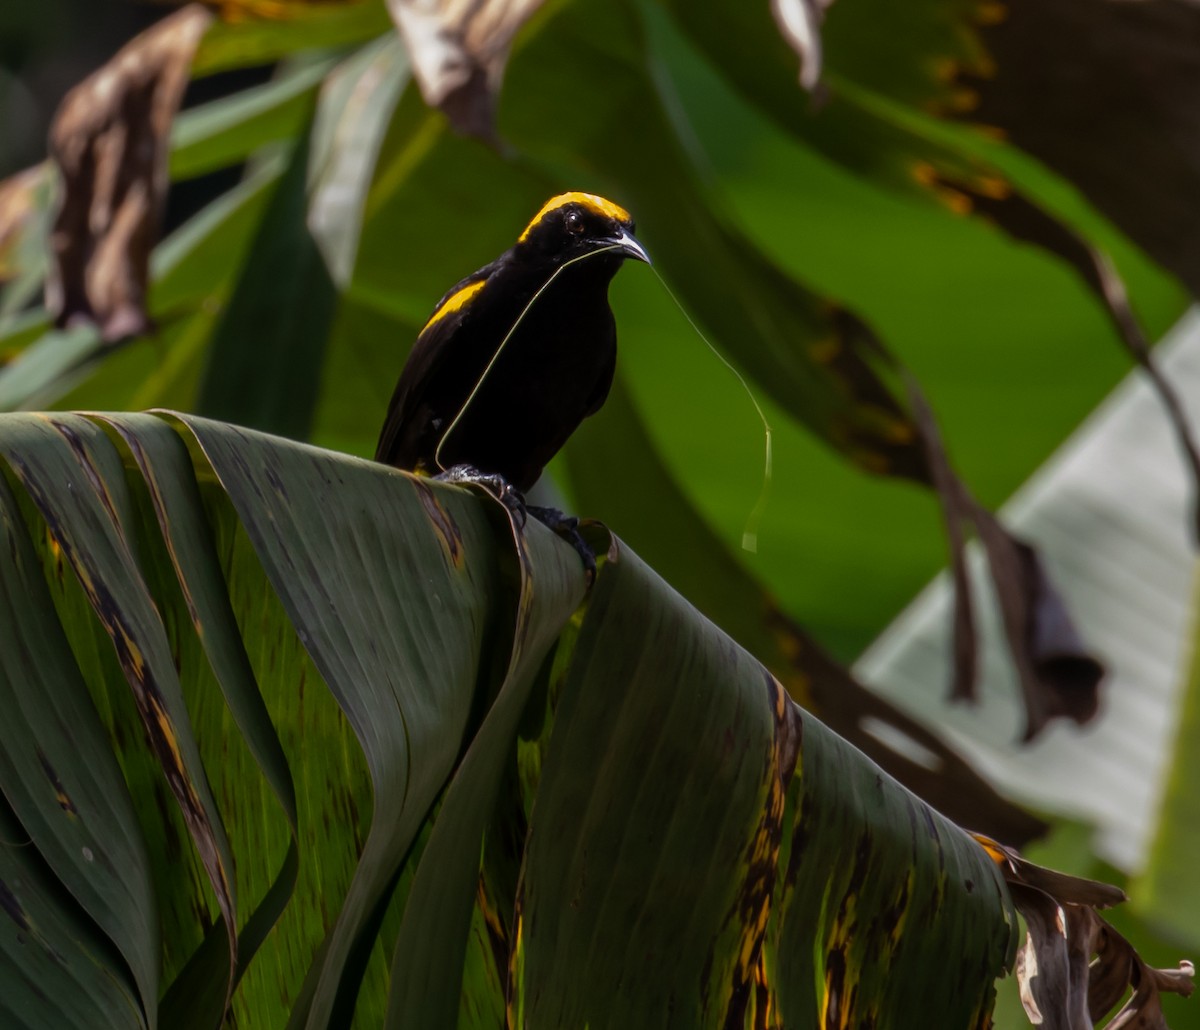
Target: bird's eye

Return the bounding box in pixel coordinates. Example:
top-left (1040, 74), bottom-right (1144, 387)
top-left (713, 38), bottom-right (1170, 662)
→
top-left (565, 210), bottom-right (585, 235)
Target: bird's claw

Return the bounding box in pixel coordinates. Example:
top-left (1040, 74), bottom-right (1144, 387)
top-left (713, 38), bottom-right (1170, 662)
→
top-left (528, 505), bottom-right (597, 583)
top-left (435, 465), bottom-right (527, 528)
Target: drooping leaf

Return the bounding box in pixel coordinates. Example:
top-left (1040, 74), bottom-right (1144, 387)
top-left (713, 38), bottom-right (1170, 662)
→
top-left (0, 462), bottom-right (159, 1026)
top-left (564, 372), bottom-right (1046, 844)
top-left (976, 834), bottom-right (1195, 1029)
top-left (194, 124), bottom-right (337, 439)
top-left (659, 0), bottom-right (1200, 545)
top-left (46, 5), bottom-right (213, 341)
top-left (386, 0), bottom-right (546, 140)
top-left (940, 0), bottom-right (1200, 298)
top-left (0, 409), bottom-right (1184, 1024)
top-left (385, 493), bottom-right (588, 1027)
top-left (308, 36), bottom-right (411, 287)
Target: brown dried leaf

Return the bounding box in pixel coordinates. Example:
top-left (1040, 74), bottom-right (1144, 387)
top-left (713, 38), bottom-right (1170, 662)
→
top-left (386, 0), bottom-right (545, 140)
top-left (974, 834), bottom-right (1194, 1029)
top-left (768, 0), bottom-right (834, 93)
top-left (905, 374), bottom-right (978, 702)
top-left (972, 834), bottom-right (1125, 910)
top-left (902, 372), bottom-right (1104, 738)
top-left (46, 5), bottom-right (212, 342)
top-left (970, 504), bottom-right (1104, 740)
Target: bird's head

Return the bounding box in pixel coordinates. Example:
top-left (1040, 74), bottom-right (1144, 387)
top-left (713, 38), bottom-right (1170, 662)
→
top-left (516, 192), bottom-right (650, 269)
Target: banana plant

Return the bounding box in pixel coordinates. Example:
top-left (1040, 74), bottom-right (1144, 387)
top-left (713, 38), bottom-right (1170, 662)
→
top-left (4, 410), bottom-right (1187, 1027)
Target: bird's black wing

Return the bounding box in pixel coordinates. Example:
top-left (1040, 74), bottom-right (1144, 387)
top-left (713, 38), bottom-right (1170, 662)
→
top-left (374, 260), bottom-right (501, 467)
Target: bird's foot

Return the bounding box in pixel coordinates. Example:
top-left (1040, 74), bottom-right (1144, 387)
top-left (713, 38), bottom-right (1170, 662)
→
top-left (528, 506), bottom-right (597, 583)
top-left (435, 465), bottom-right (526, 528)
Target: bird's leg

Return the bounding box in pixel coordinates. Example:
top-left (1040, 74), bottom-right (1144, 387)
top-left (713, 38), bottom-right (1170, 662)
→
top-left (435, 465), bottom-right (527, 528)
top-left (527, 506), bottom-right (597, 582)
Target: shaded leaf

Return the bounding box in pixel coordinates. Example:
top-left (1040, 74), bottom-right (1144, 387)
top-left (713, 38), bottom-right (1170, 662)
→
top-left (565, 373), bottom-right (1046, 844)
top-left (385, 500), bottom-right (588, 1027)
top-left (167, 414), bottom-right (513, 1026)
top-left (195, 125), bottom-right (336, 439)
top-left (387, 0), bottom-right (546, 140)
top-left (46, 5), bottom-right (213, 342)
top-left (950, 0), bottom-right (1200, 297)
top-left (0, 414), bottom-right (241, 1010)
top-left (191, 0), bottom-right (392, 77)
top-left (308, 36), bottom-right (411, 286)
top-left (0, 462), bottom-right (159, 1026)
top-left (169, 58), bottom-right (332, 181)
top-left (0, 798), bottom-right (146, 1030)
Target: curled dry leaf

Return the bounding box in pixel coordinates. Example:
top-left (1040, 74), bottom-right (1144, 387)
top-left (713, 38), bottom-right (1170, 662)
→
top-left (900, 361), bottom-right (1105, 739)
top-left (769, 0), bottom-right (835, 93)
top-left (973, 834), bottom-right (1195, 1029)
top-left (46, 5), bottom-right (212, 343)
top-left (387, 0), bottom-right (545, 140)
top-left (791, 305), bottom-right (1102, 741)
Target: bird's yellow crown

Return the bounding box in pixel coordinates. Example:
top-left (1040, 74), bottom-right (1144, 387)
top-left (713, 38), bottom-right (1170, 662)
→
top-left (518, 192), bottom-right (633, 242)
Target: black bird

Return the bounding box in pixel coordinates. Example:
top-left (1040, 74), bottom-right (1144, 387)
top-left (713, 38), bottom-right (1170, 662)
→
top-left (375, 192), bottom-right (649, 560)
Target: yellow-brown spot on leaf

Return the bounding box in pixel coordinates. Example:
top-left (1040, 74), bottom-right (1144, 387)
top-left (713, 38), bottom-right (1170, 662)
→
top-left (976, 0), bottom-right (1008, 26)
top-left (911, 161), bottom-right (939, 188)
top-left (147, 689), bottom-right (188, 776)
top-left (947, 87), bottom-right (981, 114)
top-left (720, 673), bottom-right (799, 1027)
top-left (51, 421), bottom-right (123, 528)
top-left (752, 951), bottom-right (774, 1030)
top-left (506, 908), bottom-right (526, 1028)
top-left (821, 946), bottom-right (848, 1030)
top-left (477, 874), bottom-right (509, 984)
top-left (36, 749), bottom-right (78, 817)
top-left (971, 175), bottom-right (1012, 201)
top-left (930, 57), bottom-right (960, 84)
top-left (969, 832), bottom-right (1009, 867)
top-left (411, 476), bottom-right (465, 568)
top-left (807, 336), bottom-right (841, 365)
top-left (936, 185), bottom-right (974, 216)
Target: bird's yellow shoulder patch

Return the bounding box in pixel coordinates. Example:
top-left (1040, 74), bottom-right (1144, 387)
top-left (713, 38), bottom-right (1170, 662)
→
top-left (424, 279), bottom-right (486, 331)
top-left (518, 192), bottom-right (632, 242)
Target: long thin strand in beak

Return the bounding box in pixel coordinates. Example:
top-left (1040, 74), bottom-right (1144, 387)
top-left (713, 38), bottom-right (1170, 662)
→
top-left (435, 244), bottom-right (635, 473)
top-left (607, 229), bottom-right (651, 265)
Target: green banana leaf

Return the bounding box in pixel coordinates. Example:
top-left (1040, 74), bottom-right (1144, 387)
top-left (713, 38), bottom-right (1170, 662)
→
top-left (0, 411), bottom-right (1016, 1027)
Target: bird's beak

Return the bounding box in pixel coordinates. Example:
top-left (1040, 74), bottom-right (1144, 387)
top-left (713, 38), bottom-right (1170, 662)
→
top-left (607, 228), bottom-right (651, 265)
